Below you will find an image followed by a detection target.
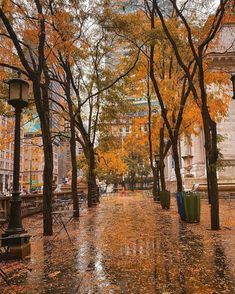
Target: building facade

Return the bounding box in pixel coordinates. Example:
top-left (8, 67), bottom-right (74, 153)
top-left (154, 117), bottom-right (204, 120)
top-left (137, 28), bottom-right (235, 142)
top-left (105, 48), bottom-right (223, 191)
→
top-left (165, 12), bottom-right (235, 191)
top-left (21, 81), bottom-right (70, 192)
top-left (0, 115), bottom-right (14, 194)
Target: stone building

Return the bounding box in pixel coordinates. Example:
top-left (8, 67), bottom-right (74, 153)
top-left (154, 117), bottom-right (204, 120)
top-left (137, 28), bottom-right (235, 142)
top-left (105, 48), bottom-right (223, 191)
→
top-left (165, 10), bottom-right (235, 191)
top-left (21, 81), bottom-right (69, 192)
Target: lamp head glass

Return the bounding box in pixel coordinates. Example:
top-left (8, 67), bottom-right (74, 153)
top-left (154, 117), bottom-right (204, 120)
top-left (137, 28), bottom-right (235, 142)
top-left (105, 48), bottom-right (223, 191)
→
top-left (8, 77), bottom-right (29, 108)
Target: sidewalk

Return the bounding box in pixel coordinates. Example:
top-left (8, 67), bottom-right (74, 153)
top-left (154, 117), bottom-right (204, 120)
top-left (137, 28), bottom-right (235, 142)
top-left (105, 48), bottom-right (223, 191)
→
top-left (1, 192), bottom-right (235, 293)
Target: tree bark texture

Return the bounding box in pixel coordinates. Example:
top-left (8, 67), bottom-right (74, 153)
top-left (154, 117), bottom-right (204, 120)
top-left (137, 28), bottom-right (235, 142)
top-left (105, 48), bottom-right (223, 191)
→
top-left (66, 75), bottom-right (79, 217)
top-left (159, 162), bottom-right (166, 191)
top-left (172, 140), bottom-right (183, 192)
top-left (70, 117), bottom-right (79, 217)
top-left (129, 172), bottom-right (136, 191)
top-left (152, 168), bottom-right (158, 201)
top-left (159, 127), bottom-right (166, 191)
top-left (33, 83), bottom-right (53, 236)
top-left (203, 112), bottom-right (219, 230)
top-left (86, 144), bottom-right (98, 207)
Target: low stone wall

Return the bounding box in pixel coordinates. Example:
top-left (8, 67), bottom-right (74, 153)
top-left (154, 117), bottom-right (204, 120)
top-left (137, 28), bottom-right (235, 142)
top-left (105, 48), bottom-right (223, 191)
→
top-left (166, 178), bottom-right (235, 199)
top-left (0, 190), bottom-right (86, 220)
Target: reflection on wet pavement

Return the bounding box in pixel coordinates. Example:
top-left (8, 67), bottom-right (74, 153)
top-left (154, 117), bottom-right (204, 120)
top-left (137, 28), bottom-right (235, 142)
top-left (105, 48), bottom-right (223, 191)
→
top-left (1, 192), bottom-right (235, 293)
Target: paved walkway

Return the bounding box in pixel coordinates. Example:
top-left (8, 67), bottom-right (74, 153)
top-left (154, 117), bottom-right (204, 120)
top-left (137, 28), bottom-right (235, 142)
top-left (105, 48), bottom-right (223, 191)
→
top-left (1, 192), bottom-right (235, 293)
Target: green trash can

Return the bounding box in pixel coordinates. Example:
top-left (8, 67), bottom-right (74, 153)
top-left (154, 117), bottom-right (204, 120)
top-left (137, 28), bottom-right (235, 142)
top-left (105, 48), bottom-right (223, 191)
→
top-left (182, 192), bottom-right (200, 223)
top-left (159, 190), bottom-right (171, 209)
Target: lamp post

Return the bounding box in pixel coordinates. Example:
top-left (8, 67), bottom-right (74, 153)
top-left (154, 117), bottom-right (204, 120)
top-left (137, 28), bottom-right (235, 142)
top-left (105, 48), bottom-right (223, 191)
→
top-left (29, 158), bottom-right (32, 193)
top-left (5, 74), bottom-right (29, 235)
top-left (154, 153), bottom-right (160, 200)
top-left (2, 73), bottom-right (31, 259)
top-left (231, 74), bottom-right (235, 99)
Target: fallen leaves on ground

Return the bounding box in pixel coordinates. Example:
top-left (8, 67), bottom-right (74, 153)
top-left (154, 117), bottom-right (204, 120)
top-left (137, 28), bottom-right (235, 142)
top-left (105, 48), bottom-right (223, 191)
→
top-left (0, 192), bottom-right (235, 294)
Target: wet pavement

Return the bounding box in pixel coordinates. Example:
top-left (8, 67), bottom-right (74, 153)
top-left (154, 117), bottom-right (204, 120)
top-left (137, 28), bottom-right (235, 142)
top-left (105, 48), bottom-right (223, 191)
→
top-left (1, 191), bottom-right (235, 294)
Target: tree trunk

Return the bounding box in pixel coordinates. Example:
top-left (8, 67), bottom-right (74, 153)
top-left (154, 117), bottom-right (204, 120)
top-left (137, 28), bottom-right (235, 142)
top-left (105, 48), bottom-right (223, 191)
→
top-left (42, 135), bottom-right (53, 236)
top-left (145, 62), bottom-right (157, 200)
top-left (74, 112), bottom-right (98, 207)
top-left (130, 172), bottom-right (135, 191)
top-left (206, 157), bottom-right (212, 204)
top-left (159, 161), bottom-right (166, 191)
top-left (86, 144), bottom-right (98, 207)
top-left (87, 170), bottom-right (96, 207)
top-left (209, 160), bottom-right (219, 230)
top-left (203, 115), bottom-right (219, 230)
top-left (70, 118), bottom-right (79, 217)
top-left (159, 127), bottom-right (166, 191)
top-left (33, 83), bottom-right (53, 236)
top-left (64, 64), bottom-right (79, 217)
top-left (172, 140), bottom-right (183, 192)
top-left (152, 167), bottom-right (158, 201)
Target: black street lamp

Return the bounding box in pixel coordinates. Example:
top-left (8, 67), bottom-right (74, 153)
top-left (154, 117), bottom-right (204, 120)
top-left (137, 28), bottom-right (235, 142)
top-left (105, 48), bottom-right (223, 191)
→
top-left (231, 74), bottom-right (235, 100)
top-left (4, 74), bottom-right (29, 236)
top-left (2, 73), bottom-right (31, 259)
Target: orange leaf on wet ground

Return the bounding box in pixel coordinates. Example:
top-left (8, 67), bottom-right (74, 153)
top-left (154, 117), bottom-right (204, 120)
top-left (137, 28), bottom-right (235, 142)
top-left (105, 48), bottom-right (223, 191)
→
top-left (48, 271), bottom-right (61, 279)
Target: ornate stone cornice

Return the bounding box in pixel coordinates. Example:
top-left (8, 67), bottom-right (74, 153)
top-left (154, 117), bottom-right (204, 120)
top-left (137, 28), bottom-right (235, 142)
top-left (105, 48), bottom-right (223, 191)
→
top-left (207, 52), bottom-right (235, 73)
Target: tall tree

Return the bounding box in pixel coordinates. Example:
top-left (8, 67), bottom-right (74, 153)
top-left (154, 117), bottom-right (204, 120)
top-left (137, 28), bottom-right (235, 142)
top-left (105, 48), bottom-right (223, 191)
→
top-left (46, 0), bottom-right (141, 207)
top-left (153, 0), bottom-right (230, 229)
top-left (0, 1), bottom-right (54, 235)
top-left (107, 2), bottom-right (198, 193)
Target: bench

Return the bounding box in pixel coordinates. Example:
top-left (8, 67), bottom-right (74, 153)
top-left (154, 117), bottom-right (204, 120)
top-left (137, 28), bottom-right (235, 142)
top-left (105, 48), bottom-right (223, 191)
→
top-left (192, 183), bottom-right (235, 198)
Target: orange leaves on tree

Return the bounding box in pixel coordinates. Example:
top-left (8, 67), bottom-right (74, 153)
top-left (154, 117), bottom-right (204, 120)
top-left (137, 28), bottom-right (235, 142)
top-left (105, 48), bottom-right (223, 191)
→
top-left (0, 119), bottom-right (14, 151)
top-left (97, 149), bottom-right (127, 179)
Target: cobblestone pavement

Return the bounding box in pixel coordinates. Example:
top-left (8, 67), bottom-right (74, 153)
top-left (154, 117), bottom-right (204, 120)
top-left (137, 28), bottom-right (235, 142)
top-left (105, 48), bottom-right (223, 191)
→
top-left (1, 191), bottom-right (235, 293)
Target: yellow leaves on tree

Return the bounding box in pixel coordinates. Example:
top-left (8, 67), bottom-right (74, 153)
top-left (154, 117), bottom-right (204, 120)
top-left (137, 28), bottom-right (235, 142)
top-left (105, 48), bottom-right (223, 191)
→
top-left (0, 119), bottom-right (14, 152)
top-left (123, 117), bottom-right (148, 152)
top-left (0, 0), bottom-right (13, 15)
top-left (123, 116), bottom-right (160, 160)
top-left (97, 149), bottom-right (127, 180)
